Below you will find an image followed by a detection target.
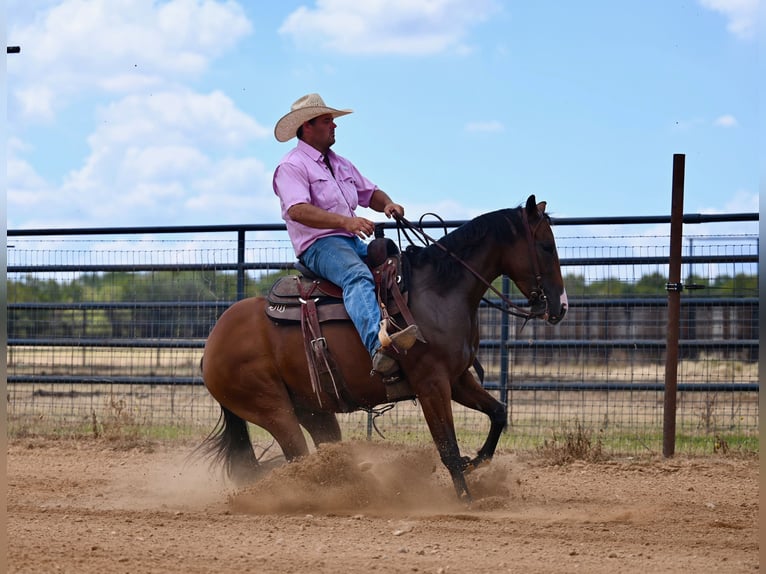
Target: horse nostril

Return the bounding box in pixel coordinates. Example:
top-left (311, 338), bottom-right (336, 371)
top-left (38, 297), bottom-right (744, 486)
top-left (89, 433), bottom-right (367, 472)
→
top-left (548, 303), bottom-right (568, 324)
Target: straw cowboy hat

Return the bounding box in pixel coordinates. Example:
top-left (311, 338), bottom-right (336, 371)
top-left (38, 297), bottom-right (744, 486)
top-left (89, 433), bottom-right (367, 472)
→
top-left (274, 93), bottom-right (353, 142)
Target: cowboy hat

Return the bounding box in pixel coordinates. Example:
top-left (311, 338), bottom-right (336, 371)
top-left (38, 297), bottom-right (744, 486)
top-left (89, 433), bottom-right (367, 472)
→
top-left (274, 93), bottom-right (353, 142)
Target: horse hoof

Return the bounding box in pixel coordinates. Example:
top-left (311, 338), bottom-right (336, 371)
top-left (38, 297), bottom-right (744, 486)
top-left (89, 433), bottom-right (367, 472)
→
top-left (464, 458), bottom-right (490, 475)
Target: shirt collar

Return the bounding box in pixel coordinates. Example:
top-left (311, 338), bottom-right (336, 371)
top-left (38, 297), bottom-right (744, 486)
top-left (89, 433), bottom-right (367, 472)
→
top-left (297, 139), bottom-right (333, 163)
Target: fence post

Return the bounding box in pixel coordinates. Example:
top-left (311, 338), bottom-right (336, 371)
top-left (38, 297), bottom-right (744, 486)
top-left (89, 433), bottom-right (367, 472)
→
top-left (663, 154), bottom-right (685, 457)
top-left (499, 275), bottom-right (511, 419)
top-left (236, 230), bottom-right (246, 300)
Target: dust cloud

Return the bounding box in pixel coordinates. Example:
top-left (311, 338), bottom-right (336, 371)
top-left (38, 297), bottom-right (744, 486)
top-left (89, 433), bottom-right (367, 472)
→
top-left (229, 441), bottom-right (518, 516)
top-left (91, 448), bottom-right (234, 512)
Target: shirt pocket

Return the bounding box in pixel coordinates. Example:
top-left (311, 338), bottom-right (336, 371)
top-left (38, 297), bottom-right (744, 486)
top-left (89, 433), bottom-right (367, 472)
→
top-left (308, 176), bottom-right (340, 211)
top-left (337, 173), bottom-right (359, 210)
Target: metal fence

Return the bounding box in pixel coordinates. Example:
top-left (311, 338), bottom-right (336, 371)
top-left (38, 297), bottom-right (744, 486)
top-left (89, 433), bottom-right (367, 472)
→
top-left (6, 212), bottom-right (759, 454)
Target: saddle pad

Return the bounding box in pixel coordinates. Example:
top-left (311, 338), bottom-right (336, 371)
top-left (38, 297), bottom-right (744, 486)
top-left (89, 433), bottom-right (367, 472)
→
top-left (265, 300), bottom-right (350, 324)
top-left (267, 275), bottom-right (343, 306)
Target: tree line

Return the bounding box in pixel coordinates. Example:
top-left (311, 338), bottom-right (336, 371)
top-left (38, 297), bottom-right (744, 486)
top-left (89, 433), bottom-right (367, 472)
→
top-left (6, 270), bottom-right (757, 340)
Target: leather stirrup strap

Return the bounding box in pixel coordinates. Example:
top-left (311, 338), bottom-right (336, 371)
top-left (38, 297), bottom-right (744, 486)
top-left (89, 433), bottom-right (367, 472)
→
top-left (298, 282), bottom-right (324, 405)
top-left (298, 280), bottom-right (355, 411)
top-left (375, 268), bottom-right (419, 333)
top-left (388, 281), bottom-right (418, 328)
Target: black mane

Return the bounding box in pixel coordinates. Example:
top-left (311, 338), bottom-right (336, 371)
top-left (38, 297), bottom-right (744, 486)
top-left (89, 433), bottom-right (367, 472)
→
top-left (406, 207), bottom-right (523, 292)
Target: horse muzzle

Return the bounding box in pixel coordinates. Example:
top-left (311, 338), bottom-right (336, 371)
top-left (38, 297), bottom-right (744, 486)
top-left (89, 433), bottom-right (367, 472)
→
top-left (530, 288), bottom-right (568, 324)
top-left (546, 289), bottom-right (568, 324)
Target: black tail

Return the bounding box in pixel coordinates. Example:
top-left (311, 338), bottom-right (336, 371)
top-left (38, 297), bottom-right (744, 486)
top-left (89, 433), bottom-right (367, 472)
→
top-left (198, 405), bottom-right (259, 485)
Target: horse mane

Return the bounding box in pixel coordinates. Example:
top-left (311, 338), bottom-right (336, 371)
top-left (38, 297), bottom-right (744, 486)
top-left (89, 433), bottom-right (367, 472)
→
top-left (405, 206), bottom-right (525, 292)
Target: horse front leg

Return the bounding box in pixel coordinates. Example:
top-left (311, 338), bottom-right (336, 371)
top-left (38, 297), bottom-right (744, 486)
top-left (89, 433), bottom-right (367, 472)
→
top-left (417, 384), bottom-right (472, 503)
top-left (451, 369), bottom-right (507, 472)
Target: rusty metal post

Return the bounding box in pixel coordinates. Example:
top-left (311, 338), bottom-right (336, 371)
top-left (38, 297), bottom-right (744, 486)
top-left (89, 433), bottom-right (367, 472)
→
top-left (663, 154), bottom-right (685, 457)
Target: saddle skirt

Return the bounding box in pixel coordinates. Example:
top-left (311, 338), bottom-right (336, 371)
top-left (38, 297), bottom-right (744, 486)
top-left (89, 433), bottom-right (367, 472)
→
top-left (265, 275), bottom-right (350, 323)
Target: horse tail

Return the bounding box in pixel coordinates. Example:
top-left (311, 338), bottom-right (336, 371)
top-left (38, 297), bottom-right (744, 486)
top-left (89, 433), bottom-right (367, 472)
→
top-left (198, 405), bottom-right (259, 485)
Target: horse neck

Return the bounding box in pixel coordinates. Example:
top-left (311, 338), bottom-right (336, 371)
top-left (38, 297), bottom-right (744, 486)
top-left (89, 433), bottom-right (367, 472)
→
top-left (452, 234), bottom-right (507, 309)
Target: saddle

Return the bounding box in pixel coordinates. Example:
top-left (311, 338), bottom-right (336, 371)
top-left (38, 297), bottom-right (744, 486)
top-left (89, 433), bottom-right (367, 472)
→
top-left (264, 237), bottom-right (416, 410)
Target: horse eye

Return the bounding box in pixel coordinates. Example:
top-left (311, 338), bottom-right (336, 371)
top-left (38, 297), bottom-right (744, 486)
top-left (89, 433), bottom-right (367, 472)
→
top-left (539, 242), bottom-right (555, 255)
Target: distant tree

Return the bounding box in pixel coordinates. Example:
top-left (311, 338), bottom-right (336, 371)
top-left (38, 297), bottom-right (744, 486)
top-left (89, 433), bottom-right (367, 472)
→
top-left (633, 272), bottom-right (668, 295)
top-left (710, 273), bottom-right (758, 297)
top-left (587, 277), bottom-right (629, 297)
top-left (561, 274), bottom-right (587, 297)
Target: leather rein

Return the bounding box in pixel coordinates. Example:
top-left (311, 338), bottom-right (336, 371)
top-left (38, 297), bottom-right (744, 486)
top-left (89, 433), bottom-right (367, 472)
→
top-left (393, 207), bottom-right (549, 323)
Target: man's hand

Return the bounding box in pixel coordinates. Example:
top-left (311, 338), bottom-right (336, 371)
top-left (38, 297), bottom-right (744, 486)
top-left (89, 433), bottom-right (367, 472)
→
top-left (383, 202), bottom-right (404, 219)
top-left (370, 190), bottom-right (404, 219)
top-left (343, 216), bottom-right (376, 239)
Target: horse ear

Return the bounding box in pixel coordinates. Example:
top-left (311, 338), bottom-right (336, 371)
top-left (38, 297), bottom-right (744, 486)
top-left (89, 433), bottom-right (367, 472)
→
top-left (526, 194), bottom-right (546, 217)
top-left (525, 195), bottom-right (546, 216)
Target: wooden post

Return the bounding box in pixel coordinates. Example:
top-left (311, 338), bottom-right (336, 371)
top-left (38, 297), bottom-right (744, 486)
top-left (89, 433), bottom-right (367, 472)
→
top-left (663, 154), bottom-right (685, 457)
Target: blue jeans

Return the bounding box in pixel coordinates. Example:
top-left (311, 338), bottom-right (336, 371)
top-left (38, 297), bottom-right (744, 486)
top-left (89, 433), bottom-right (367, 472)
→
top-left (300, 235), bottom-right (381, 356)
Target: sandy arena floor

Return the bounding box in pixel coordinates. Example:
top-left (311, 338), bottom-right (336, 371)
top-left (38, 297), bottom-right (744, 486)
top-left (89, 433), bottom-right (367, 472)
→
top-left (6, 437), bottom-right (759, 573)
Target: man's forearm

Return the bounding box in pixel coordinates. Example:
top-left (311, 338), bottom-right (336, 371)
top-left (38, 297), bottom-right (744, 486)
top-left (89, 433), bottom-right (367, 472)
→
top-left (287, 203), bottom-right (347, 229)
top-left (369, 189), bottom-right (394, 212)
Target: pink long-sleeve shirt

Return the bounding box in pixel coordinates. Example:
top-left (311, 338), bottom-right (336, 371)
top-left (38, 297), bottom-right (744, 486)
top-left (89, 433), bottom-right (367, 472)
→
top-left (273, 139), bottom-right (378, 256)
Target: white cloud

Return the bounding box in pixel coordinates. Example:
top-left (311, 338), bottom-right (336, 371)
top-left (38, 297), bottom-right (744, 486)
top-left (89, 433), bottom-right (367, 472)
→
top-left (6, 138), bottom-right (59, 215)
top-left (688, 190), bottom-right (759, 241)
top-left (93, 90), bottom-right (269, 149)
top-left (8, 0), bottom-right (252, 120)
top-left (713, 114), bottom-right (739, 127)
top-left (279, 0), bottom-right (499, 55)
top-left (674, 114), bottom-right (741, 131)
top-left (722, 189), bottom-right (759, 212)
top-left (14, 85), bottom-right (57, 122)
top-left (698, 0), bottom-right (758, 39)
top-left (8, 90), bottom-right (274, 228)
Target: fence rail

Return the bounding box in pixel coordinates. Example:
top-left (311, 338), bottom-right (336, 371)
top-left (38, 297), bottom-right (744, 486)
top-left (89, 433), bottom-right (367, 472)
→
top-left (6, 211), bottom-right (759, 453)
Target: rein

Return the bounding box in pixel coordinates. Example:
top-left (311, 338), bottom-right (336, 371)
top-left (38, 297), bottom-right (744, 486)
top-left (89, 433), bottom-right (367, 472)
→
top-left (394, 208), bottom-right (548, 322)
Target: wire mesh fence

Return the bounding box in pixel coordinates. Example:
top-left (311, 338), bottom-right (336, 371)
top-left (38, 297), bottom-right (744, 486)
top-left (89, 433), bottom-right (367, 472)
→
top-left (6, 217), bottom-right (759, 454)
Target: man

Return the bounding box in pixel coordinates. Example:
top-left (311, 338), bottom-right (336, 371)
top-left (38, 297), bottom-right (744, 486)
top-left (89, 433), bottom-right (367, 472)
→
top-left (272, 93), bottom-right (420, 376)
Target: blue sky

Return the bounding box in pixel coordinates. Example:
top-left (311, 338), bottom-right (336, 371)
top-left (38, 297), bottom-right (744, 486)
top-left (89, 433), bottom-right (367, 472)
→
top-left (5, 0), bottom-right (760, 234)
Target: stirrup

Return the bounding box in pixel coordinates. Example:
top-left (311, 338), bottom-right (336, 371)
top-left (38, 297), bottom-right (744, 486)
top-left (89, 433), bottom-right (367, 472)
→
top-left (378, 323), bottom-right (422, 351)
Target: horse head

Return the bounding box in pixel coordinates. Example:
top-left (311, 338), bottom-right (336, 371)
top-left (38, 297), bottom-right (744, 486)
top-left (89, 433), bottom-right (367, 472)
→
top-left (508, 195), bottom-right (568, 324)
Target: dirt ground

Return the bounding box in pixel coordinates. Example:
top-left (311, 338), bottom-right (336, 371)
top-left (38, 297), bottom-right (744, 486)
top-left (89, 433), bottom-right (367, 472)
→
top-left (6, 437), bottom-right (760, 573)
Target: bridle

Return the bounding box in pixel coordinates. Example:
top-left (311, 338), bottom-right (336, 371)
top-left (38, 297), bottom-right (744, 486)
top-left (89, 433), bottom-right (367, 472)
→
top-left (394, 206), bottom-right (550, 323)
top-left (515, 206), bottom-right (549, 320)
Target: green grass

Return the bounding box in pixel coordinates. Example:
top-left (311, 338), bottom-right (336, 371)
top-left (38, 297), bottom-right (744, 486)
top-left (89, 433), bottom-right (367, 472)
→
top-left (8, 415), bottom-right (209, 443)
top-left (9, 414), bottom-right (758, 461)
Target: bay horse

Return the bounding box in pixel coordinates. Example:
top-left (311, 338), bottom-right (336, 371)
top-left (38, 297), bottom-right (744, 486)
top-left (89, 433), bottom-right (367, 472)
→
top-left (200, 195), bottom-right (567, 501)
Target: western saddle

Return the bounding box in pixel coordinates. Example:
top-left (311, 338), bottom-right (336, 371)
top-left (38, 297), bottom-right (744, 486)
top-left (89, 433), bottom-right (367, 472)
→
top-left (264, 237), bottom-right (417, 410)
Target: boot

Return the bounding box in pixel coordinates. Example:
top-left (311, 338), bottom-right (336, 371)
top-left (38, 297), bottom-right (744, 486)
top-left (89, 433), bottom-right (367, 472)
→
top-left (371, 324), bottom-right (422, 376)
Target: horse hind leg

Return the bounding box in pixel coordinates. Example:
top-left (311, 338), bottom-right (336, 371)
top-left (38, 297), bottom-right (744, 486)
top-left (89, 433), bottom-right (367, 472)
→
top-left (294, 406), bottom-right (342, 448)
top-left (243, 403), bottom-right (312, 463)
top-left (204, 388), bottom-right (313, 480)
top-left (200, 401), bottom-right (313, 486)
